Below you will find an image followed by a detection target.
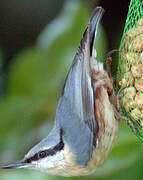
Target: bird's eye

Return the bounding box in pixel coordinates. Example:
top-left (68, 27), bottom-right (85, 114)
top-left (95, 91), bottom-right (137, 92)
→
top-left (39, 151), bottom-right (47, 158)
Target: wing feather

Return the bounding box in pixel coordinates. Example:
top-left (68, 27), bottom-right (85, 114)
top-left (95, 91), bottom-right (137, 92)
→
top-left (55, 7), bottom-right (104, 166)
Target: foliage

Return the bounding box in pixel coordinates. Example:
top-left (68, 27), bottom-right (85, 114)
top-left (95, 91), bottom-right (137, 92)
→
top-left (0, 1), bottom-right (142, 180)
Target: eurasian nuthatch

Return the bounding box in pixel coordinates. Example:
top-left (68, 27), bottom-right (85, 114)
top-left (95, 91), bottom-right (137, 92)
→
top-left (1, 6), bottom-right (138, 176)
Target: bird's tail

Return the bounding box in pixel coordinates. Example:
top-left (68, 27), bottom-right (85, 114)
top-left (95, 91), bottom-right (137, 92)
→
top-left (89, 7), bottom-right (104, 56)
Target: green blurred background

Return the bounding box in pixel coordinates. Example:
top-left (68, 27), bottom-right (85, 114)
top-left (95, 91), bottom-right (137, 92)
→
top-left (0, 0), bottom-right (142, 179)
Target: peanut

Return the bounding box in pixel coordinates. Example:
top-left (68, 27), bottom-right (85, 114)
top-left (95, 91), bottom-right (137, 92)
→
top-left (120, 71), bottom-right (134, 86)
top-left (130, 108), bottom-right (142, 121)
top-left (135, 77), bottom-right (143, 92)
top-left (135, 92), bottom-right (143, 109)
top-left (129, 33), bottom-right (143, 52)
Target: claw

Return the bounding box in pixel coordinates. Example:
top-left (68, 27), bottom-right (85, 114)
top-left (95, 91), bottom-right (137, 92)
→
top-left (116, 86), bottom-right (128, 112)
top-left (107, 49), bottom-right (118, 59)
top-left (113, 106), bottom-right (143, 138)
top-left (117, 86), bottom-right (128, 98)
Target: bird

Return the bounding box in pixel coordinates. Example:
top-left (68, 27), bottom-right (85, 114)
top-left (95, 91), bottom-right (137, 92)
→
top-left (1, 6), bottom-right (137, 176)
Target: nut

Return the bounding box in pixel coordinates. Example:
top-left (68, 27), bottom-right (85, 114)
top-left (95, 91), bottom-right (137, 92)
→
top-left (122, 95), bottom-right (136, 112)
top-left (126, 19), bottom-right (143, 39)
top-left (125, 52), bottom-right (140, 64)
top-left (123, 86), bottom-right (136, 98)
top-left (135, 92), bottom-right (143, 109)
top-left (135, 77), bottom-right (143, 92)
top-left (141, 109), bottom-right (143, 120)
top-left (131, 63), bottom-right (143, 77)
top-left (137, 18), bottom-right (143, 26)
top-left (130, 108), bottom-right (142, 121)
top-left (129, 33), bottom-right (143, 52)
top-left (120, 72), bottom-right (134, 86)
top-left (119, 18), bottom-right (143, 126)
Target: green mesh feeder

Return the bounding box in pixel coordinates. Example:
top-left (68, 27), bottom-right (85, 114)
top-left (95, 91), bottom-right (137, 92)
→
top-left (118, 0), bottom-right (143, 139)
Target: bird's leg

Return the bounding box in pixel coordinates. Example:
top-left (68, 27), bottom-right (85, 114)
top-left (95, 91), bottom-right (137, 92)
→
top-left (106, 50), bottom-right (142, 137)
top-left (116, 86), bottom-right (127, 112)
top-left (106, 49), bottom-right (118, 107)
top-left (113, 105), bottom-right (140, 135)
top-left (106, 49), bottom-right (117, 85)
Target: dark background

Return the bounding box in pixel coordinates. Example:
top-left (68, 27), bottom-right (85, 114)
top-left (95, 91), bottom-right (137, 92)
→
top-left (0, 0), bottom-right (129, 78)
top-left (0, 0), bottom-right (143, 180)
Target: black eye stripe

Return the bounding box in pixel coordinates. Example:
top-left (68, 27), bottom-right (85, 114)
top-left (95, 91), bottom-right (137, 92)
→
top-left (23, 129), bottom-right (64, 163)
top-left (31, 153), bottom-right (39, 161)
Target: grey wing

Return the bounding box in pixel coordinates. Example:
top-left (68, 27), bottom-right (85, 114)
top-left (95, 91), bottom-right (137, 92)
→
top-left (54, 7), bottom-right (104, 166)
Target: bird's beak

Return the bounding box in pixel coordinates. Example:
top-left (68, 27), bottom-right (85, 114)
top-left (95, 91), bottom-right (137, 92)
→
top-left (1, 160), bottom-right (30, 169)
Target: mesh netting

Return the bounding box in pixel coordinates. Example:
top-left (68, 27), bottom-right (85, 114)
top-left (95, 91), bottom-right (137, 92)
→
top-left (118, 0), bottom-right (143, 139)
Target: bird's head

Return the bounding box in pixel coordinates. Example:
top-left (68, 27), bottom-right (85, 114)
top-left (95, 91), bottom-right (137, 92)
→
top-left (2, 128), bottom-right (69, 176)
